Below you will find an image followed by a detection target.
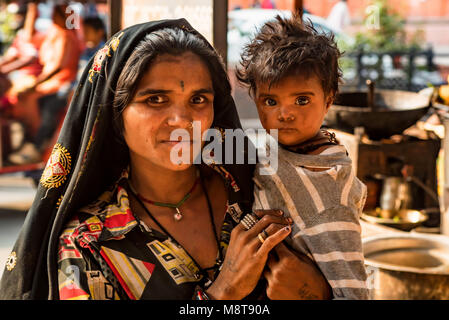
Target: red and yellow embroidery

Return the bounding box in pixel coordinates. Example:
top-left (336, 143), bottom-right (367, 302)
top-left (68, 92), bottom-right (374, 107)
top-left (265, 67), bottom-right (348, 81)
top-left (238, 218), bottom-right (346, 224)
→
top-left (56, 195), bottom-right (63, 209)
top-left (88, 32), bottom-right (124, 83)
top-left (6, 251), bottom-right (17, 271)
top-left (40, 143), bottom-right (72, 189)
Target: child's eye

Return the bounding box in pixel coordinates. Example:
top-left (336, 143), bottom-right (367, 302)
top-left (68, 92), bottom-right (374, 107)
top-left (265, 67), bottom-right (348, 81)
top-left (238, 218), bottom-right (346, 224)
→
top-left (295, 96), bottom-right (310, 106)
top-left (146, 95), bottom-right (168, 105)
top-left (263, 98), bottom-right (277, 106)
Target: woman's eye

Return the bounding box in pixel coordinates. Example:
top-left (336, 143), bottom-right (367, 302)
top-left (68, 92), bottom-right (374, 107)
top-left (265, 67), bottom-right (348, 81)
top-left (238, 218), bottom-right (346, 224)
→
top-left (146, 95), bottom-right (167, 104)
top-left (191, 95), bottom-right (207, 104)
top-left (263, 98), bottom-right (277, 106)
top-left (295, 96), bottom-right (310, 106)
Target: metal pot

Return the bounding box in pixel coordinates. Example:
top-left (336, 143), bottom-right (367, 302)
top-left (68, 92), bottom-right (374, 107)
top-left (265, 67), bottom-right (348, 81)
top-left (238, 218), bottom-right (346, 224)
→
top-left (361, 209), bottom-right (428, 232)
top-left (325, 89), bottom-right (430, 140)
top-left (363, 233), bottom-right (449, 299)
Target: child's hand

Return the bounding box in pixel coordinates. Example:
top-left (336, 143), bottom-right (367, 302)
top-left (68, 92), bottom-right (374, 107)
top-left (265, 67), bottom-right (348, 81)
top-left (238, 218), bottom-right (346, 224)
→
top-left (264, 242), bottom-right (332, 300)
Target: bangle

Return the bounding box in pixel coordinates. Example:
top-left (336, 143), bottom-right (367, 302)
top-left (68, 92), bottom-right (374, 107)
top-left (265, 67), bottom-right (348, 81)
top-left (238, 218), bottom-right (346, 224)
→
top-left (193, 286), bottom-right (210, 300)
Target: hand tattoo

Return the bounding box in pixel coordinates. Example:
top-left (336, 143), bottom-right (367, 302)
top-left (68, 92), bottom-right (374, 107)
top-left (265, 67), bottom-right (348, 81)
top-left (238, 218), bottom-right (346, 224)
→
top-left (298, 283), bottom-right (319, 300)
top-left (225, 259), bottom-right (238, 273)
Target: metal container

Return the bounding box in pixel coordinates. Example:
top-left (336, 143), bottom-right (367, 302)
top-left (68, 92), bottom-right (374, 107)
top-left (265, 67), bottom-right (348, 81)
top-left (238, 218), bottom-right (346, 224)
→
top-left (326, 89), bottom-right (430, 139)
top-left (363, 234), bottom-right (449, 299)
top-left (379, 177), bottom-right (413, 212)
top-left (361, 209), bottom-right (428, 232)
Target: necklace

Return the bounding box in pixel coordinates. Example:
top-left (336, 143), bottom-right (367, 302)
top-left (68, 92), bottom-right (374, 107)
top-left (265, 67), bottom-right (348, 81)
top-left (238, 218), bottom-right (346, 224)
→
top-left (129, 170), bottom-right (200, 221)
top-left (285, 130), bottom-right (339, 154)
top-left (127, 168), bottom-right (223, 282)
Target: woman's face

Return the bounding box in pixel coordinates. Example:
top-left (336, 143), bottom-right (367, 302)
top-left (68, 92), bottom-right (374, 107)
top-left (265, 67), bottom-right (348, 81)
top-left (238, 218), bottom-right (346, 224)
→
top-left (122, 52), bottom-right (215, 171)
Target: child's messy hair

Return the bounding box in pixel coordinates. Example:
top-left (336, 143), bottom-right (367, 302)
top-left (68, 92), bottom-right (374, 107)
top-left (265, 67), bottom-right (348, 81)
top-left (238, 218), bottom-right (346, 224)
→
top-left (236, 14), bottom-right (343, 100)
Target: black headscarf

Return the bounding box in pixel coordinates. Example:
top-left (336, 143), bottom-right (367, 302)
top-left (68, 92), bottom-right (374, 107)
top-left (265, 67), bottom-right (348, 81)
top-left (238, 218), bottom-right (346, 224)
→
top-left (0, 19), bottom-right (254, 300)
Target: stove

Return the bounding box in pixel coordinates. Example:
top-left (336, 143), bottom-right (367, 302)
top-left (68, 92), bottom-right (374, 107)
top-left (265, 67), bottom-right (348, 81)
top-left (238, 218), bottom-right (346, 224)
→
top-left (329, 126), bottom-right (441, 228)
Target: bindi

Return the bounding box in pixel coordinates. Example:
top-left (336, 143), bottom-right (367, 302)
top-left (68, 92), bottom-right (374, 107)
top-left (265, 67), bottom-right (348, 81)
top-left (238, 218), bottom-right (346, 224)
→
top-left (180, 80), bottom-right (185, 92)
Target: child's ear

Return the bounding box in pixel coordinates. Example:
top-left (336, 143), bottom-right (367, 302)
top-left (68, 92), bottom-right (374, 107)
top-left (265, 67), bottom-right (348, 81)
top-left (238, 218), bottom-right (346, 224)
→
top-left (325, 92), bottom-right (334, 110)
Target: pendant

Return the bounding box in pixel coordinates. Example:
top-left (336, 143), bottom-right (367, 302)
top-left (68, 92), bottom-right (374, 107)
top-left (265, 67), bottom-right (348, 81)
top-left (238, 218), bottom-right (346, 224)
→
top-left (174, 207), bottom-right (183, 221)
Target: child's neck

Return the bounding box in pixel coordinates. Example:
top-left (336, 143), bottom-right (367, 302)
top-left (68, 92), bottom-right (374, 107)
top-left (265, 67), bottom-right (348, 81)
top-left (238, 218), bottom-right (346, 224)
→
top-left (282, 130), bottom-right (338, 155)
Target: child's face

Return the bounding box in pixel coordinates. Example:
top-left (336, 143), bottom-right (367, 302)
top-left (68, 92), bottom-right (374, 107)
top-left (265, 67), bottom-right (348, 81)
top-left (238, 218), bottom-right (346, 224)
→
top-left (83, 26), bottom-right (104, 48)
top-left (254, 73), bottom-right (333, 146)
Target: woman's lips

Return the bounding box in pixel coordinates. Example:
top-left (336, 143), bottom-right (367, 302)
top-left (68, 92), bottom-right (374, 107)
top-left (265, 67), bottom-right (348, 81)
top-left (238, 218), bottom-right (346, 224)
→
top-left (161, 140), bottom-right (193, 146)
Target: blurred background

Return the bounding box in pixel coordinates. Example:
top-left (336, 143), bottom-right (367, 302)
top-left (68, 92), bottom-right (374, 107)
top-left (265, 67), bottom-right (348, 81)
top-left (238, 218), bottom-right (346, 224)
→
top-left (0, 1), bottom-right (449, 299)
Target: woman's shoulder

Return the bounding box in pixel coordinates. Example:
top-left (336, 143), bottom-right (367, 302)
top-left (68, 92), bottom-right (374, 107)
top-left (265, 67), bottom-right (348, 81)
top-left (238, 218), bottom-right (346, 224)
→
top-left (59, 180), bottom-right (138, 248)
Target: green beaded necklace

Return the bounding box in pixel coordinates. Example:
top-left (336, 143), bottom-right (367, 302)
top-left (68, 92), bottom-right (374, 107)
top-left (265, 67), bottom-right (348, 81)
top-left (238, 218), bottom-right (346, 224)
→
top-left (129, 171), bottom-right (200, 221)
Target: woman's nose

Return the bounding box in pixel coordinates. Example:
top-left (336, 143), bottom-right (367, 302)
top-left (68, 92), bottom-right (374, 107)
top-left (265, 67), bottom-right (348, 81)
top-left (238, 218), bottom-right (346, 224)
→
top-left (277, 106), bottom-right (295, 122)
top-left (167, 103), bottom-right (193, 128)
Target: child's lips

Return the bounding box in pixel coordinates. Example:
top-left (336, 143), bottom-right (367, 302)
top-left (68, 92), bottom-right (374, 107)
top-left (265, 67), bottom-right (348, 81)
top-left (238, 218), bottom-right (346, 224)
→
top-left (277, 128), bottom-right (298, 132)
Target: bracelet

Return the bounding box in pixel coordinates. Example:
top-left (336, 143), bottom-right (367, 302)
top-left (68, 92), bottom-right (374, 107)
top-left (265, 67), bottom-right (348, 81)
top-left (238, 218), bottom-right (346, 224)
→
top-left (193, 286), bottom-right (210, 300)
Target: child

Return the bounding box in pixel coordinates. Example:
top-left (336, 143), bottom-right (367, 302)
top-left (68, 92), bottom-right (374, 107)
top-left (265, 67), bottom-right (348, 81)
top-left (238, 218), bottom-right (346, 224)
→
top-left (237, 15), bottom-right (369, 299)
top-left (77, 16), bottom-right (106, 83)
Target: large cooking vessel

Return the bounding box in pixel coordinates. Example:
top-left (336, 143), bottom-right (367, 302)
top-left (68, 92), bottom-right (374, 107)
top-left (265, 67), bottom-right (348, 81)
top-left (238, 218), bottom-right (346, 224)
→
top-left (326, 89), bottom-right (431, 140)
top-left (363, 233), bottom-right (449, 299)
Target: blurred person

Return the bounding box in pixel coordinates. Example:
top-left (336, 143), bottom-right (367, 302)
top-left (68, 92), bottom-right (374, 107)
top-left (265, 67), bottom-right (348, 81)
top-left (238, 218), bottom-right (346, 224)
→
top-left (82, 0), bottom-right (99, 18)
top-left (0, 2), bottom-right (43, 93)
top-left (326, 0), bottom-right (351, 33)
top-left (252, 0), bottom-right (261, 8)
top-left (76, 16), bottom-right (106, 83)
top-left (261, 0), bottom-right (275, 9)
top-left (0, 2), bottom-right (43, 159)
top-left (8, 3), bottom-right (82, 165)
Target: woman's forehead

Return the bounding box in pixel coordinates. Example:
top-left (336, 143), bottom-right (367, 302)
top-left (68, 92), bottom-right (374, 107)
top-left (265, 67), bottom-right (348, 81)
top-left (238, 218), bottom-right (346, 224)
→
top-left (138, 53), bottom-right (213, 90)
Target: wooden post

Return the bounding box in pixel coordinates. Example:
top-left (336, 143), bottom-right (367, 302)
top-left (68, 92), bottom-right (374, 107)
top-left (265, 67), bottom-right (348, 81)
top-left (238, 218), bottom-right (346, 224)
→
top-left (108, 0), bottom-right (122, 38)
top-left (293, 0), bottom-right (303, 16)
top-left (213, 0), bottom-right (228, 67)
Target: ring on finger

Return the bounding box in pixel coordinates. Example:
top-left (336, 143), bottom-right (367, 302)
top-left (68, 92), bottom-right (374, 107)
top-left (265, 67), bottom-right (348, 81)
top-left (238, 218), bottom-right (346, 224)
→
top-left (240, 213), bottom-right (259, 230)
top-left (257, 229), bottom-right (269, 244)
top-left (241, 218), bottom-right (252, 230)
top-left (262, 229), bottom-right (269, 239)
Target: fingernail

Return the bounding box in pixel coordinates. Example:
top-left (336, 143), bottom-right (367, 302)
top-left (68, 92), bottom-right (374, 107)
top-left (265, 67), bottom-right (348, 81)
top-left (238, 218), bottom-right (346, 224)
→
top-left (284, 226), bottom-right (291, 232)
top-left (277, 210), bottom-right (284, 216)
top-left (287, 217), bottom-right (293, 224)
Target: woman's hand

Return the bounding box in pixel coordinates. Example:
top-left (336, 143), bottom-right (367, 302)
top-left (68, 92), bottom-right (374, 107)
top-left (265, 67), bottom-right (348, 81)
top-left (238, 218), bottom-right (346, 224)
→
top-left (264, 242), bottom-right (332, 300)
top-left (206, 210), bottom-right (292, 300)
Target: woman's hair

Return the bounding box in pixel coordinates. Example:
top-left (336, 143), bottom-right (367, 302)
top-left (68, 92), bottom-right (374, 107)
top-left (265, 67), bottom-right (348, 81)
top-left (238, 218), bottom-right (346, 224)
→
top-left (112, 27), bottom-right (230, 137)
top-left (236, 14), bottom-right (342, 99)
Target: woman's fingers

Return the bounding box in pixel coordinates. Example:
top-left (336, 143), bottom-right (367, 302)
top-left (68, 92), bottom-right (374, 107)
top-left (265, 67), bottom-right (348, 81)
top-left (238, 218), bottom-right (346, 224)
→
top-left (248, 213), bottom-right (292, 237)
top-left (257, 225), bottom-right (291, 256)
top-left (236, 209), bottom-right (293, 253)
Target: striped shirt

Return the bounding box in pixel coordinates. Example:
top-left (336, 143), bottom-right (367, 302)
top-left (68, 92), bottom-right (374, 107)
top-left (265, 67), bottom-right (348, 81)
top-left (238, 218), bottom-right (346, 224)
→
top-left (253, 144), bottom-right (369, 299)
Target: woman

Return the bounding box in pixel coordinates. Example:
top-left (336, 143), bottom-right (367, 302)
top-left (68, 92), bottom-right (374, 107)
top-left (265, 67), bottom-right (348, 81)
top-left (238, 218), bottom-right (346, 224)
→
top-left (0, 19), bottom-right (331, 300)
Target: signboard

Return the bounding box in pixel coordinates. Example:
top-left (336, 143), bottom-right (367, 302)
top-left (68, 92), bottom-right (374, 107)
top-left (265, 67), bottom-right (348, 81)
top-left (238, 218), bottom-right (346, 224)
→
top-left (121, 0), bottom-right (214, 44)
